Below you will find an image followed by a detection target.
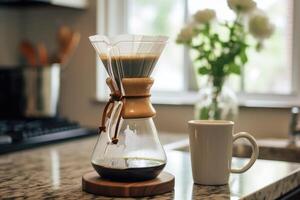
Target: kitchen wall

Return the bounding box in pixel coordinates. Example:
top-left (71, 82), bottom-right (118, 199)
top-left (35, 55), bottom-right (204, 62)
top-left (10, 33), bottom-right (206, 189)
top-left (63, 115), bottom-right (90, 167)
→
top-left (0, 8), bottom-right (22, 66)
top-left (0, 0), bottom-right (291, 138)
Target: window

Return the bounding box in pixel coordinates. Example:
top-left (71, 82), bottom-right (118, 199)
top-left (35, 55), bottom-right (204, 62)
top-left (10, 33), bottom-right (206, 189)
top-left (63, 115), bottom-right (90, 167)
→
top-left (96, 0), bottom-right (300, 106)
top-left (127, 0), bottom-right (185, 91)
top-left (187, 0), bottom-right (293, 95)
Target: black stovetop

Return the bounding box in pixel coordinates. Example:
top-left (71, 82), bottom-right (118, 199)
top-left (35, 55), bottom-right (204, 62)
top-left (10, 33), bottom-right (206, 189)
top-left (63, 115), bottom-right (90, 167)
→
top-left (0, 117), bottom-right (96, 154)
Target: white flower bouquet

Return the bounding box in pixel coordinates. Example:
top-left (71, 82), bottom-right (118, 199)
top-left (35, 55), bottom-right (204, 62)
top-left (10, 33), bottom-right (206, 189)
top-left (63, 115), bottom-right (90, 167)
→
top-left (176, 0), bottom-right (274, 119)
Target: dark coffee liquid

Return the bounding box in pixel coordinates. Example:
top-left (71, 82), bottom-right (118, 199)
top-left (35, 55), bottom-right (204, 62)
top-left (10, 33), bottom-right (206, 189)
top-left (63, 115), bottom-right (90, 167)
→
top-left (92, 158), bottom-right (165, 182)
top-left (100, 55), bottom-right (159, 78)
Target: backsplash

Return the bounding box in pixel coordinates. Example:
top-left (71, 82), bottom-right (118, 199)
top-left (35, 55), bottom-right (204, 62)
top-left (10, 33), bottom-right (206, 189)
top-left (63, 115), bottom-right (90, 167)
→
top-left (0, 8), bottom-right (21, 66)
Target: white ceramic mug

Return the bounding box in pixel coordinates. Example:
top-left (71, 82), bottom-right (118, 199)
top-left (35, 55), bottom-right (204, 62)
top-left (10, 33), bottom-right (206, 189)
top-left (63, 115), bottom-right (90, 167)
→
top-left (188, 120), bottom-right (259, 185)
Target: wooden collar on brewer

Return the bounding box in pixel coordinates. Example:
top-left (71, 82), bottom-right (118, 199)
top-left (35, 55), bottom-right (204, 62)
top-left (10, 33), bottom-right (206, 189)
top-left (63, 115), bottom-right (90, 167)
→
top-left (106, 77), bottom-right (156, 118)
top-left (98, 77), bottom-right (156, 144)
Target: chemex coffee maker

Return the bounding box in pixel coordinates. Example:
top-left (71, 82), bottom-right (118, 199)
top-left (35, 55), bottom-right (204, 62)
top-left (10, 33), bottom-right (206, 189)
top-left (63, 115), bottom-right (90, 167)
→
top-left (82, 35), bottom-right (175, 197)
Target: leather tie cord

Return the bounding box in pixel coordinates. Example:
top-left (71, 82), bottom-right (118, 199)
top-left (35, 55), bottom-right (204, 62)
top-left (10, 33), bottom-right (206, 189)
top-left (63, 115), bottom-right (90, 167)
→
top-left (97, 94), bottom-right (120, 135)
top-left (98, 94), bottom-right (151, 145)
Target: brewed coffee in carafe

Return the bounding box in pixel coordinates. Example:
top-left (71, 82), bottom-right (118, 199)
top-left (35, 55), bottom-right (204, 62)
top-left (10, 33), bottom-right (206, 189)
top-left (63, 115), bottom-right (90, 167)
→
top-left (89, 35), bottom-right (168, 181)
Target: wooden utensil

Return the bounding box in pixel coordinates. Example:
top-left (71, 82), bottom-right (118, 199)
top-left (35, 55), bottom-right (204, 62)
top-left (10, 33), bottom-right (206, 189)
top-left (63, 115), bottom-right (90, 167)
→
top-left (37, 43), bottom-right (48, 66)
top-left (20, 40), bottom-right (37, 67)
top-left (57, 26), bottom-right (72, 50)
top-left (55, 26), bottom-right (71, 64)
top-left (56, 26), bottom-right (80, 66)
top-left (59, 31), bottom-right (81, 65)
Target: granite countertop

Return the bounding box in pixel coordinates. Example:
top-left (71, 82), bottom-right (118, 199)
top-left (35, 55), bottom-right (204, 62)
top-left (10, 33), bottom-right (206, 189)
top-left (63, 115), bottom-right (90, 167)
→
top-left (1, 137), bottom-right (300, 200)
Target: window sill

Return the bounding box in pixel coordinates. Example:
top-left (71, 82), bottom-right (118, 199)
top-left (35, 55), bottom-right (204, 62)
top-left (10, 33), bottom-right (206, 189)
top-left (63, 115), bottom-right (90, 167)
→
top-left (92, 91), bottom-right (300, 108)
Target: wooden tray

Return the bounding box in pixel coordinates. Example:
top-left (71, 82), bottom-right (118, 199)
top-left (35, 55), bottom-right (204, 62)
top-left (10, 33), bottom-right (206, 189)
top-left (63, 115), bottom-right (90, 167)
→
top-left (82, 171), bottom-right (175, 197)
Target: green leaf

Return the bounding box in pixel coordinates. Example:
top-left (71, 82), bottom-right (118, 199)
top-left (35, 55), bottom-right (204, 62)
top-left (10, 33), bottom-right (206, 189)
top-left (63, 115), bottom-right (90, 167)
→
top-left (196, 54), bottom-right (206, 60)
top-left (198, 67), bottom-right (210, 75)
top-left (227, 63), bottom-right (240, 75)
top-left (199, 107), bottom-right (210, 120)
top-left (240, 51), bottom-right (248, 64)
top-left (192, 43), bottom-right (204, 49)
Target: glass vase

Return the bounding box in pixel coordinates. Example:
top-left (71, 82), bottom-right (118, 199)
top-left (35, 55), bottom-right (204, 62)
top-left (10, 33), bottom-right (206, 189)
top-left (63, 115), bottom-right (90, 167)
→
top-left (195, 77), bottom-right (238, 120)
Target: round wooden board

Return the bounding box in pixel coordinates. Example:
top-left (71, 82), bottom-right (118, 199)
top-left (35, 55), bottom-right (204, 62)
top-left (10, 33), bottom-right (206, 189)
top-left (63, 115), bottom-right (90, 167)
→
top-left (82, 171), bottom-right (175, 197)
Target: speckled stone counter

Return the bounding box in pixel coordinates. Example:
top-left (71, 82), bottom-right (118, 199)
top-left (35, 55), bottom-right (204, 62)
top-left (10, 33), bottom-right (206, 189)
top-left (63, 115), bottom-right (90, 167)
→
top-left (1, 137), bottom-right (300, 200)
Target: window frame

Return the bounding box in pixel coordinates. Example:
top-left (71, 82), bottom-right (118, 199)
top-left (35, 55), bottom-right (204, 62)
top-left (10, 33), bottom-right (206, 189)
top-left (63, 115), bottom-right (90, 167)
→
top-left (95, 0), bottom-right (300, 108)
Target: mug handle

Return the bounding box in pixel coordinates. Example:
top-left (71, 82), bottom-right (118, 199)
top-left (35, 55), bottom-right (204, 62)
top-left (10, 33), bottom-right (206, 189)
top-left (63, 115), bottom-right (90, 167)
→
top-left (230, 132), bottom-right (259, 173)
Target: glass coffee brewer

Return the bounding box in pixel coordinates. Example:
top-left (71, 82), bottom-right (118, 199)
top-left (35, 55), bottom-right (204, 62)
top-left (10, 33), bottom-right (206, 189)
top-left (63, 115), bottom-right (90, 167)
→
top-left (88, 35), bottom-right (169, 182)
